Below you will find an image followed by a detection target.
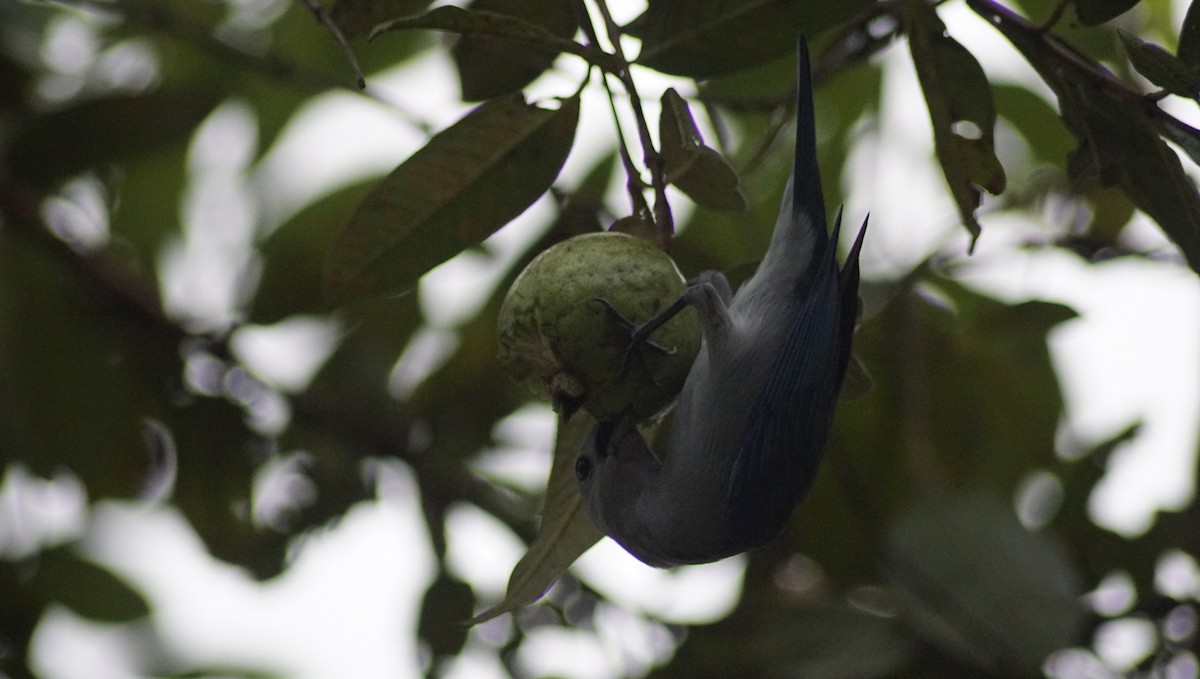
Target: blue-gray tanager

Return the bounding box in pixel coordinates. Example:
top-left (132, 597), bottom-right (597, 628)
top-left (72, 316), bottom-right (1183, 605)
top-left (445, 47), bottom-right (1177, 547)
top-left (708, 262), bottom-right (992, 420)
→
top-left (574, 36), bottom-right (867, 567)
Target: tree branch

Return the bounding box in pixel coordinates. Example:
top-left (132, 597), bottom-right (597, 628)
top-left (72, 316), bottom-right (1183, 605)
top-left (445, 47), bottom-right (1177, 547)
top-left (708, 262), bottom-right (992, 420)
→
top-left (593, 0), bottom-right (675, 246)
top-left (571, 0), bottom-right (652, 225)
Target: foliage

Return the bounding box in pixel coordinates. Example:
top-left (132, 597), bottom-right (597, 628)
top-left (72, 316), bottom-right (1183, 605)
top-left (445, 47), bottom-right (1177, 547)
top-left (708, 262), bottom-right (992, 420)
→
top-left (0, 0), bottom-right (1198, 677)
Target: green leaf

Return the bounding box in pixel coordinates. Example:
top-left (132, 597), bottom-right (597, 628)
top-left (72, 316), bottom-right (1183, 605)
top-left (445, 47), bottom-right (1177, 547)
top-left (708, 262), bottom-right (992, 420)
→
top-left (252, 181), bottom-right (374, 324)
top-left (0, 49), bottom-right (33, 112)
top-left (659, 89), bottom-right (746, 212)
top-left (323, 94), bottom-right (579, 303)
top-left (451, 0), bottom-right (578, 101)
top-left (330, 0), bottom-right (434, 39)
top-left (144, 4), bottom-right (361, 153)
top-left (169, 397), bottom-right (289, 579)
top-left (1073, 0), bottom-right (1141, 25)
top-left (905, 1), bottom-right (1006, 246)
top-left (1055, 424), bottom-right (1143, 584)
top-left (698, 53), bottom-right (796, 108)
top-left (0, 228), bottom-right (171, 499)
top-left (1118, 29), bottom-right (1200, 98)
top-left (407, 296), bottom-right (526, 461)
top-left (6, 91), bottom-right (218, 191)
top-left (1061, 82), bottom-right (1200, 270)
top-left (0, 224), bottom-right (285, 577)
top-left (628, 0), bottom-right (872, 78)
top-left (371, 6), bottom-right (616, 71)
top-left (967, 0), bottom-right (1200, 274)
top-left (0, 559), bottom-right (39, 678)
top-left (751, 605), bottom-right (918, 678)
top-left (887, 494), bottom-right (1085, 675)
top-left (547, 152), bottom-right (617, 236)
top-left (993, 83), bottom-right (1073, 165)
top-left (473, 413), bottom-right (603, 623)
top-left (1056, 420), bottom-right (1200, 609)
top-left (797, 274), bottom-right (1076, 587)
top-left (1153, 110), bottom-right (1200, 167)
top-left (418, 575), bottom-right (475, 657)
top-left (1179, 0), bottom-right (1200, 67)
top-left (34, 548), bottom-right (150, 622)
top-left (671, 146), bottom-right (748, 214)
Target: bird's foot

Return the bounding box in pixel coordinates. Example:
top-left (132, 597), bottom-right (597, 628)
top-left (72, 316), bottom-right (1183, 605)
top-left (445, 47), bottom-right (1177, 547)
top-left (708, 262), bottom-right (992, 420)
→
top-left (591, 297), bottom-right (676, 381)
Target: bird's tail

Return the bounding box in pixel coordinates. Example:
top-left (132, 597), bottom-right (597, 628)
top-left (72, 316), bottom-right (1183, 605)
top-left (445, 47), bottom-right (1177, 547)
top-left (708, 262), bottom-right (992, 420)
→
top-left (792, 35), bottom-right (828, 249)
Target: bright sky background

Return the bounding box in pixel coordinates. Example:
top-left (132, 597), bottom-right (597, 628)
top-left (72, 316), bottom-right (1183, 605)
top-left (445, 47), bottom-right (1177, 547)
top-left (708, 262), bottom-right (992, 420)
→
top-left (4, 1), bottom-right (1200, 677)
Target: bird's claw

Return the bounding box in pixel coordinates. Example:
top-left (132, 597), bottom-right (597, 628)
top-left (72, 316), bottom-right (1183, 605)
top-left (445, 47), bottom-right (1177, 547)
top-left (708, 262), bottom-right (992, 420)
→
top-left (591, 297), bottom-right (676, 381)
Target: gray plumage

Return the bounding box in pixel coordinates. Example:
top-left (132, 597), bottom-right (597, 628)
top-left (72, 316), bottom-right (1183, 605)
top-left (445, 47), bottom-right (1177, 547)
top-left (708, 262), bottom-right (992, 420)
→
top-left (575, 36), bottom-right (867, 567)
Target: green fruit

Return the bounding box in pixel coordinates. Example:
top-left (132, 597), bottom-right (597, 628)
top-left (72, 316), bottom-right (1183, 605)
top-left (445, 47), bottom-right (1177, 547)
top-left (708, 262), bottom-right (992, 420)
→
top-left (497, 232), bottom-right (700, 421)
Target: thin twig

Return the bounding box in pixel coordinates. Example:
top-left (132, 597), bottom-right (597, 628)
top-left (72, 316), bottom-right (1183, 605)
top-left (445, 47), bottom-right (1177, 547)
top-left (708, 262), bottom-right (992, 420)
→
top-left (593, 0), bottom-right (674, 247)
top-left (571, 0), bottom-right (651, 223)
top-left (601, 74), bottom-right (653, 221)
top-left (296, 0), bottom-right (366, 89)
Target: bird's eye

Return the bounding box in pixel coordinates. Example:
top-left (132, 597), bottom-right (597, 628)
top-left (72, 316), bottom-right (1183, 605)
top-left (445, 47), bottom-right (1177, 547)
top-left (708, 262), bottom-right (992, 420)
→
top-left (575, 456), bottom-right (592, 482)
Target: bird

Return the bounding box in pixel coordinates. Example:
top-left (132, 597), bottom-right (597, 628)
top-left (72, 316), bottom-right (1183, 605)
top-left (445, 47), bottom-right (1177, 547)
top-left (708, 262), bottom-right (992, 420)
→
top-left (573, 35), bottom-right (867, 568)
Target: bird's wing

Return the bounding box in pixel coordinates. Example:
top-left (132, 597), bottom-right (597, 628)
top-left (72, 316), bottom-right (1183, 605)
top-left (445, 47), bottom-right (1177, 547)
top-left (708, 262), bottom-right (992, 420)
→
top-left (726, 240), bottom-right (843, 546)
top-left (724, 35), bottom-right (851, 546)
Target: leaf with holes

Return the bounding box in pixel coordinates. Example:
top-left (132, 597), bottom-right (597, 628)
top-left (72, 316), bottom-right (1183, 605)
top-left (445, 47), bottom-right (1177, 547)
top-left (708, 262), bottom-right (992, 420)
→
top-left (324, 94), bottom-right (579, 304)
top-left (1061, 81), bottom-right (1200, 272)
top-left (906, 2), bottom-right (1006, 246)
top-left (968, 0), bottom-right (1200, 273)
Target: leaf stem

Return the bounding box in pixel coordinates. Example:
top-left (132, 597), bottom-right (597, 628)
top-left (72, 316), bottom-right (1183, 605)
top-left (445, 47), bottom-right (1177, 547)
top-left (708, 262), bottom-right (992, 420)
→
top-left (604, 74), bottom-right (655, 221)
top-left (295, 0), bottom-right (366, 89)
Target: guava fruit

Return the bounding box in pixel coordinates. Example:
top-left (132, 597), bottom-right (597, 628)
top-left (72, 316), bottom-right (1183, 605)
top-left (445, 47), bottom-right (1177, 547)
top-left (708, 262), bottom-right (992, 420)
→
top-left (497, 231), bottom-right (700, 421)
